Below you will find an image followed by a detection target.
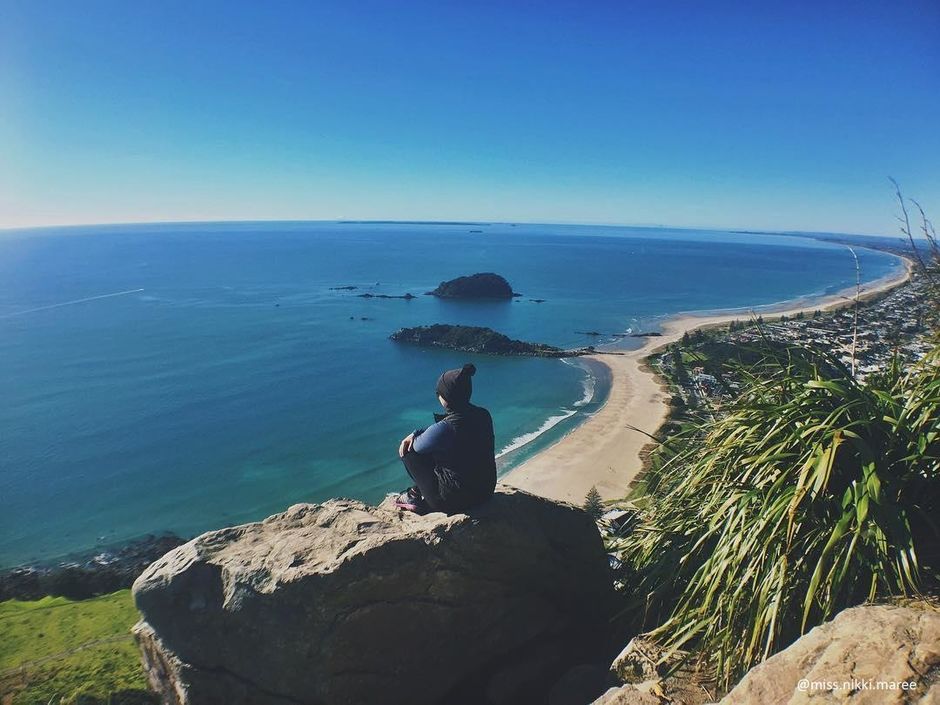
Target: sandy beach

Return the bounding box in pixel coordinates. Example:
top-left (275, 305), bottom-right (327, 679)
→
top-left (502, 256), bottom-right (914, 505)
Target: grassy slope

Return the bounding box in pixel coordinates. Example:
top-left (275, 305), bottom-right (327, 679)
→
top-left (0, 590), bottom-right (150, 705)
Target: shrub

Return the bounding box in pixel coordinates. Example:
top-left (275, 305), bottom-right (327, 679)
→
top-left (611, 344), bottom-right (940, 686)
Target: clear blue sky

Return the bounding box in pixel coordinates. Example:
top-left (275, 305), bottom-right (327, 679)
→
top-left (2, 0), bottom-right (938, 235)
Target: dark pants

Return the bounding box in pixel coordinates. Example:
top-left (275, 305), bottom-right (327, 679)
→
top-left (401, 451), bottom-right (446, 512)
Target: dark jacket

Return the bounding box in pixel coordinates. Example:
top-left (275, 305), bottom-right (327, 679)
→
top-left (413, 402), bottom-right (497, 510)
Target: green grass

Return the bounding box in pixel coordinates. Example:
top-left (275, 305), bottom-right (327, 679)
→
top-left (0, 590), bottom-right (152, 705)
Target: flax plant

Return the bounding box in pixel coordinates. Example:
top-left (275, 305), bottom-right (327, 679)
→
top-left (612, 345), bottom-right (940, 687)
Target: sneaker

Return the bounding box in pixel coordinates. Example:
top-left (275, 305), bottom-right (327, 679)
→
top-left (395, 487), bottom-right (428, 514)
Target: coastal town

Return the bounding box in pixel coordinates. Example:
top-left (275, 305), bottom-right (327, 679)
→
top-left (595, 260), bottom-right (938, 601)
top-left (652, 266), bottom-right (935, 412)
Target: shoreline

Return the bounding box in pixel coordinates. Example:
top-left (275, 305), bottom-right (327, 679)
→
top-left (502, 256), bottom-right (914, 504)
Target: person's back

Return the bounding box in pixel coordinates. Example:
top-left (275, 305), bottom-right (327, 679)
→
top-left (395, 363), bottom-right (497, 514)
top-left (432, 401), bottom-right (497, 511)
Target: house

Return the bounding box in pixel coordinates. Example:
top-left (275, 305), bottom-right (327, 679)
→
top-left (601, 509), bottom-right (638, 536)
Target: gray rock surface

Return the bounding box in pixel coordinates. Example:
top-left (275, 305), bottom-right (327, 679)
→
top-left (603, 636), bottom-right (712, 705)
top-left (133, 486), bottom-right (614, 705)
top-left (609, 637), bottom-right (665, 683)
top-left (590, 683), bottom-right (663, 705)
top-left (719, 604), bottom-right (940, 704)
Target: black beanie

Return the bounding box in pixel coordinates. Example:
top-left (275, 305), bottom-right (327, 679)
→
top-left (436, 363), bottom-right (476, 407)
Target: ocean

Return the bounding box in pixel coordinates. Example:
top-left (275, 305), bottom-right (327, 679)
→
top-left (0, 222), bottom-right (903, 567)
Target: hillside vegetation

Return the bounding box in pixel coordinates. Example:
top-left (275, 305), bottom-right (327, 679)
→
top-left (610, 194), bottom-right (940, 687)
top-left (0, 590), bottom-right (152, 705)
top-left (612, 343), bottom-right (940, 686)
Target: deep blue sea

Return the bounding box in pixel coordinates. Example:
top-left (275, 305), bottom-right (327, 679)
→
top-left (0, 222), bottom-right (902, 566)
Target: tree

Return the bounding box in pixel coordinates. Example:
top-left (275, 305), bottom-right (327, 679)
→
top-left (583, 486), bottom-right (604, 519)
top-left (672, 348), bottom-right (690, 385)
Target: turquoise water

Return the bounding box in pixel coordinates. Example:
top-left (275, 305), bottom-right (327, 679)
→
top-left (0, 222), bottom-right (902, 566)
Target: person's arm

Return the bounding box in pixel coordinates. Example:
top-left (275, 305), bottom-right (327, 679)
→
top-left (397, 425), bottom-right (431, 458)
top-left (411, 420), bottom-right (456, 455)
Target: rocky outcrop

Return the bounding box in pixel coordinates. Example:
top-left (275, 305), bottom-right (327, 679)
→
top-left (576, 331), bottom-right (629, 338)
top-left (594, 637), bottom-right (711, 705)
top-left (609, 637), bottom-right (669, 684)
top-left (426, 273), bottom-right (518, 299)
top-left (132, 487), bottom-right (615, 705)
top-left (591, 604), bottom-right (940, 705)
top-left (719, 604), bottom-right (940, 704)
top-left (389, 324), bottom-right (592, 357)
top-left (356, 292), bottom-right (416, 300)
top-left (0, 533), bottom-right (185, 601)
top-left (591, 684), bottom-right (663, 705)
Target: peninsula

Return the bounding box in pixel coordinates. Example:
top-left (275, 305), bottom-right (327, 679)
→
top-left (390, 324), bottom-right (591, 357)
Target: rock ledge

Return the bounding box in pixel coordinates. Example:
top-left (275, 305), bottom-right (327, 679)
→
top-left (133, 487), bottom-right (614, 705)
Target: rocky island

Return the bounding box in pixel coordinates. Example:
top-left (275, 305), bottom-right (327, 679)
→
top-left (426, 272), bottom-right (520, 299)
top-left (576, 330), bottom-right (629, 338)
top-left (357, 292), bottom-right (416, 300)
top-left (390, 324), bottom-right (592, 357)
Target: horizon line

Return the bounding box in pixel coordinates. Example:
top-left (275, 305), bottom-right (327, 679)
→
top-left (0, 217), bottom-right (908, 241)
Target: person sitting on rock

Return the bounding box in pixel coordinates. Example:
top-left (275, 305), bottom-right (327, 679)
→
top-left (396, 363), bottom-right (497, 514)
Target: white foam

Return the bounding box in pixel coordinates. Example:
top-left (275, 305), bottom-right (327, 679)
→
top-left (574, 372), bottom-right (595, 407)
top-left (560, 357), bottom-right (597, 407)
top-left (495, 358), bottom-right (599, 459)
top-left (496, 409), bottom-right (577, 458)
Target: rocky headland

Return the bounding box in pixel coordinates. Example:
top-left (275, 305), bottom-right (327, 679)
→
top-left (426, 272), bottom-right (519, 299)
top-left (0, 533), bottom-right (185, 601)
top-left (389, 324), bottom-right (593, 357)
